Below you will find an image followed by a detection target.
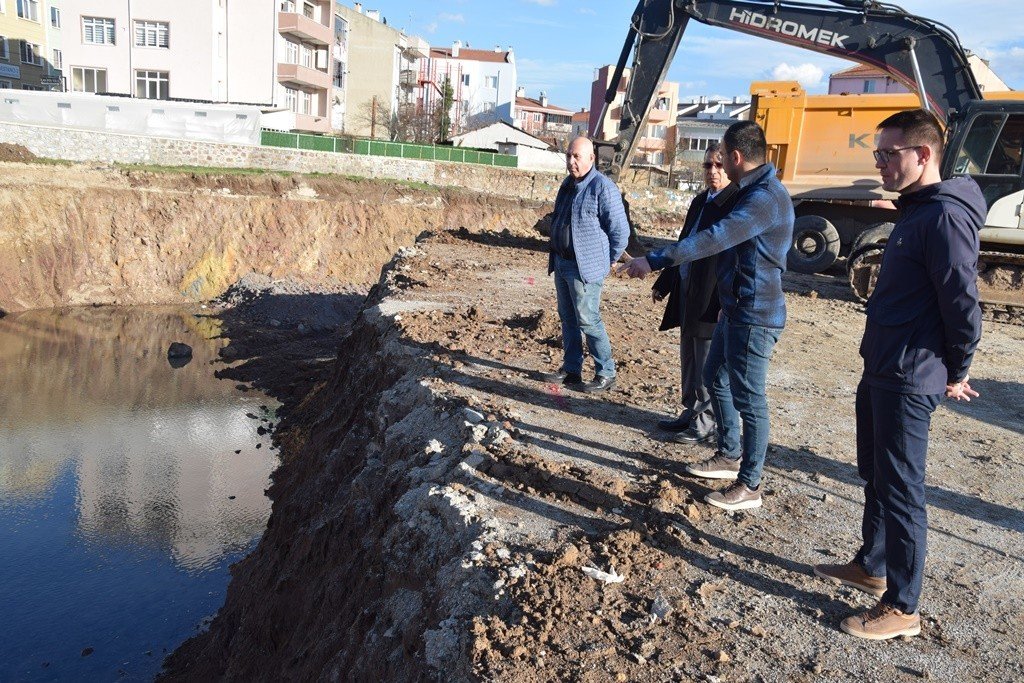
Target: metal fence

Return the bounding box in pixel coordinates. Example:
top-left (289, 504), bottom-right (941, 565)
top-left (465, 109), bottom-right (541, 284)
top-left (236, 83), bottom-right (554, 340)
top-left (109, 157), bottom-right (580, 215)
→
top-left (261, 130), bottom-right (518, 168)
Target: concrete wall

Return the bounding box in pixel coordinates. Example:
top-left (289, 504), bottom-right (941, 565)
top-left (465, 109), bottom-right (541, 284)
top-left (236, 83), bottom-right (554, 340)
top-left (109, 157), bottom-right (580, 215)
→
top-left (0, 119), bottom-right (693, 212)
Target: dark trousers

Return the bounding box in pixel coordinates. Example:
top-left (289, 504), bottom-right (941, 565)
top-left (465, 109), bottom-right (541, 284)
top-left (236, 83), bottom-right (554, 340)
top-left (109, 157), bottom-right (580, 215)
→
top-left (679, 332), bottom-right (715, 436)
top-left (853, 380), bottom-right (941, 614)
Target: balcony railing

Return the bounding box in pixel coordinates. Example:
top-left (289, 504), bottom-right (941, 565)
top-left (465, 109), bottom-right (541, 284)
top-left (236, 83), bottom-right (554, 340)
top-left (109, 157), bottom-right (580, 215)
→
top-left (278, 11), bottom-right (332, 46)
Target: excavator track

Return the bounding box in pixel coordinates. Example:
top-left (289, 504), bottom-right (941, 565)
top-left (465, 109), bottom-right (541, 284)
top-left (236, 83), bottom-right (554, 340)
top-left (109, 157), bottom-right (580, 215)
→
top-left (848, 248), bottom-right (1024, 326)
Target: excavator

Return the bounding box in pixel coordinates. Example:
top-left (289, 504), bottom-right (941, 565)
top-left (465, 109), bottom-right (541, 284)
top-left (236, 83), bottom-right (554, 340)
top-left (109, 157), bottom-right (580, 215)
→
top-left (594, 0), bottom-right (1024, 323)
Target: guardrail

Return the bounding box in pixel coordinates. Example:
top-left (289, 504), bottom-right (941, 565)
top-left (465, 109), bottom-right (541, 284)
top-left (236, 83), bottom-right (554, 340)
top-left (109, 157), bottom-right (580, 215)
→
top-left (261, 130), bottom-right (518, 168)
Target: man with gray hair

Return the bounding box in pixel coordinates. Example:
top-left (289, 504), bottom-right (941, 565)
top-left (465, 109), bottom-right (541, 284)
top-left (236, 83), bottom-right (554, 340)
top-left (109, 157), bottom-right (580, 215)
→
top-left (543, 136), bottom-right (630, 393)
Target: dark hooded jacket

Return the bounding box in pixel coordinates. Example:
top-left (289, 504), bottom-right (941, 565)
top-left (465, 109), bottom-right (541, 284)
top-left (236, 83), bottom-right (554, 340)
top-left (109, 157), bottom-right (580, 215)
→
top-left (860, 176), bottom-right (985, 394)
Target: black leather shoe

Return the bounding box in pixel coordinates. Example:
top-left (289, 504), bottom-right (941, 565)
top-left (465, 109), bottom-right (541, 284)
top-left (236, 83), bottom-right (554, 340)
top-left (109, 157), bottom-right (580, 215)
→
top-left (672, 427), bottom-right (715, 444)
top-left (541, 369), bottom-right (583, 385)
top-left (658, 414), bottom-right (692, 432)
top-left (583, 375), bottom-right (616, 393)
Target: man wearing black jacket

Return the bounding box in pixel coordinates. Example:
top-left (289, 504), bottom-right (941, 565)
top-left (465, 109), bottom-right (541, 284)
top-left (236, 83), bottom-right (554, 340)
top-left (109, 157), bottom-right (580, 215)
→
top-left (652, 143), bottom-right (738, 443)
top-left (814, 109), bottom-right (983, 640)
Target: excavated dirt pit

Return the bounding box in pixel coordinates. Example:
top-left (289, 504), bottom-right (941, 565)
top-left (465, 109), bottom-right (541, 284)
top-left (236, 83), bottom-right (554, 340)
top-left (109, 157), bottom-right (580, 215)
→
top-left (160, 225), bottom-right (1023, 682)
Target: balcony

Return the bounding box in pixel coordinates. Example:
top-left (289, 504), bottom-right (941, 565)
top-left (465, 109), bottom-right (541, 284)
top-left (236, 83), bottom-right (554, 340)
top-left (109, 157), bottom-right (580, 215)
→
top-left (400, 35), bottom-right (430, 59)
top-left (399, 69), bottom-right (417, 89)
top-left (277, 63), bottom-right (332, 91)
top-left (294, 112), bottom-right (330, 134)
top-left (648, 107), bottom-right (671, 123)
top-left (278, 11), bottom-right (333, 46)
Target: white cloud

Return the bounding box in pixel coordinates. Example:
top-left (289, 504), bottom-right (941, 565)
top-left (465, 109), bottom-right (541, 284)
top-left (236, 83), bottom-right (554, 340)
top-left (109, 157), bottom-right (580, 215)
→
top-left (578, 7), bottom-right (596, 14)
top-left (770, 62), bottom-right (825, 88)
top-left (424, 21), bottom-right (438, 34)
top-left (438, 13), bottom-right (464, 23)
top-left (523, 0), bottom-right (556, 5)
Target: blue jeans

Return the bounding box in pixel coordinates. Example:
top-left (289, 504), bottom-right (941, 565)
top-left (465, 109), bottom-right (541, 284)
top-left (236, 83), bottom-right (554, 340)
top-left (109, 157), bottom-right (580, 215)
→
top-left (853, 381), bottom-right (940, 614)
top-left (702, 318), bottom-right (781, 488)
top-left (553, 255), bottom-right (615, 378)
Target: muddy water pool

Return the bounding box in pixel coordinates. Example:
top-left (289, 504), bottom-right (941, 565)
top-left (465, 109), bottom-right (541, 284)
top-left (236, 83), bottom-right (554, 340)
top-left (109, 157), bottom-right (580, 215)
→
top-left (0, 306), bottom-right (278, 681)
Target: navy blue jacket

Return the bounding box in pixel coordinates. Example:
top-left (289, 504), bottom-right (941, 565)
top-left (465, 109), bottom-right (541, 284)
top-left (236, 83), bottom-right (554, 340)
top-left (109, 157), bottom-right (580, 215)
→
top-left (547, 169), bottom-right (630, 284)
top-left (646, 163), bottom-right (794, 328)
top-left (860, 176), bottom-right (984, 394)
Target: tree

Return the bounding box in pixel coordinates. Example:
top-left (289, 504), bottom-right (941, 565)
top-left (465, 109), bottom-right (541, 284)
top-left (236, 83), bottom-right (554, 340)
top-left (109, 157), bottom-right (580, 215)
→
top-left (437, 75), bottom-right (455, 143)
top-left (355, 96), bottom-right (393, 140)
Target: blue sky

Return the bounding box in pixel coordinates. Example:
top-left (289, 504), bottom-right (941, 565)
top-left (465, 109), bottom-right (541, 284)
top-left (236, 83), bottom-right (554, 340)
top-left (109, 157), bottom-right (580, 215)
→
top-left (363, 0), bottom-right (1024, 111)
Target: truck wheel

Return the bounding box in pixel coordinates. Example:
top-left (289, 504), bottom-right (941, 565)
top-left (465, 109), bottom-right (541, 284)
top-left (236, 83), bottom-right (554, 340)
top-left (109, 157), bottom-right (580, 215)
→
top-left (847, 242), bottom-right (886, 302)
top-left (850, 222), bottom-right (894, 256)
top-left (788, 215), bottom-right (840, 274)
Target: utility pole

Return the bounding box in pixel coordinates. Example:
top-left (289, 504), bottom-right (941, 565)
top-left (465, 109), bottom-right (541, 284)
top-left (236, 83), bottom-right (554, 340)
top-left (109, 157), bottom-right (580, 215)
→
top-left (371, 96), bottom-right (377, 138)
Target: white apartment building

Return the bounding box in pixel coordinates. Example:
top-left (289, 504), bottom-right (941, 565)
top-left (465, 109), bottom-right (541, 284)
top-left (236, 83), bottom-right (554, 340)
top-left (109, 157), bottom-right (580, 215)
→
top-left (419, 41), bottom-right (516, 135)
top-left (59, 0), bottom-right (335, 133)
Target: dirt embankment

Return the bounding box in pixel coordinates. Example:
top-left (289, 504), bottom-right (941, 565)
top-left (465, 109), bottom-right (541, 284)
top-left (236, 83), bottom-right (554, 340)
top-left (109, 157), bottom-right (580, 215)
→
top-left (162, 223), bottom-right (1024, 682)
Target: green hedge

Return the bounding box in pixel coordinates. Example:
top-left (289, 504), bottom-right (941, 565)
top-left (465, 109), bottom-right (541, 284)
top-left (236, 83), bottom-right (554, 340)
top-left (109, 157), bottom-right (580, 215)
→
top-left (260, 130), bottom-right (518, 168)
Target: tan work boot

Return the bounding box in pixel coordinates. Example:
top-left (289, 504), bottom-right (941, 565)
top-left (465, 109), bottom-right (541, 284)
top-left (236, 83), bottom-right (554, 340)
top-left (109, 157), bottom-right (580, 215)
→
top-left (685, 453), bottom-right (740, 480)
top-left (813, 561), bottom-right (887, 597)
top-left (705, 481), bottom-right (761, 510)
top-left (840, 602), bottom-right (921, 640)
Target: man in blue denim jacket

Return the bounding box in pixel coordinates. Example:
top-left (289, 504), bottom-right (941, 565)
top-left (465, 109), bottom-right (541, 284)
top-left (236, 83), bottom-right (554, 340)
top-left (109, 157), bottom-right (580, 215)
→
top-left (619, 121), bottom-right (794, 512)
top-left (815, 109), bottom-right (983, 641)
top-left (544, 137), bottom-right (630, 393)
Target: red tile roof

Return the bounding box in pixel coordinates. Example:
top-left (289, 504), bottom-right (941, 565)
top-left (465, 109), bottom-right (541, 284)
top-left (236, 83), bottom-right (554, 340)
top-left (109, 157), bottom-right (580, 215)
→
top-left (429, 47), bottom-right (511, 63)
top-left (571, 110), bottom-right (589, 122)
top-left (516, 96), bottom-right (572, 115)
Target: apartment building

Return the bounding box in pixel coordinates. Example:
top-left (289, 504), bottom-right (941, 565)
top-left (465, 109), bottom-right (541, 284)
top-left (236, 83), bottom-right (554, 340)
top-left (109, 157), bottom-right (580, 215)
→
top-left (334, 2), bottom-right (428, 138)
top-left (514, 87), bottom-right (572, 149)
top-left (570, 108), bottom-right (589, 138)
top-left (589, 64), bottom-right (679, 167)
top-left (676, 97), bottom-right (750, 162)
top-left (828, 52), bottom-right (1009, 94)
top-left (1, 0), bottom-right (59, 90)
top-left (55, 0), bottom-right (334, 133)
top-left (419, 41), bottom-right (516, 136)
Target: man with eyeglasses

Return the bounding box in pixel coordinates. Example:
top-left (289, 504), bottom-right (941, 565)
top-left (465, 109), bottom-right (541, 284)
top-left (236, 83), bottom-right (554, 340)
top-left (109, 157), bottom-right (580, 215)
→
top-left (814, 109), bottom-right (984, 641)
top-left (651, 142), bottom-right (738, 445)
top-left (617, 120), bottom-right (794, 512)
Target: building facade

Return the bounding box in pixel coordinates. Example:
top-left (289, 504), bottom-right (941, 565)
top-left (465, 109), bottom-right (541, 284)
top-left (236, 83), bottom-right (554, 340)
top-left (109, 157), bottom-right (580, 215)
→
top-left (334, 1), bottom-right (427, 138)
top-left (1, 0), bottom-right (57, 90)
top-left (570, 108), bottom-right (588, 138)
top-left (514, 87), bottom-right (572, 150)
top-left (828, 53), bottom-right (1010, 95)
top-left (589, 64), bottom-right (679, 167)
top-left (419, 41), bottom-right (516, 136)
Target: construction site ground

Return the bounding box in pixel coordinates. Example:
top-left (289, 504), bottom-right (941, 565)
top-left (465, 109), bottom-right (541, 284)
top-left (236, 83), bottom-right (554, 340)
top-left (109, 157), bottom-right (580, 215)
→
top-left (165, 221), bottom-right (1024, 682)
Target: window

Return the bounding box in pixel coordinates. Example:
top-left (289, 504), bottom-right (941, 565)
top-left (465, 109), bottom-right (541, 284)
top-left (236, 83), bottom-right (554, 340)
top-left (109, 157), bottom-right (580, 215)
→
top-left (533, 112), bottom-right (541, 123)
top-left (303, 1), bottom-right (314, 20)
top-left (51, 48), bottom-right (61, 69)
top-left (285, 41), bottom-right (298, 63)
top-left (649, 124), bottom-right (667, 139)
top-left (134, 21), bottom-right (169, 48)
top-left (0, 36), bottom-right (8, 60)
top-left (462, 74), bottom-right (469, 86)
top-left (484, 75), bottom-right (497, 89)
top-left (0, 0), bottom-right (5, 13)
top-left (135, 70), bottom-right (169, 99)
top-left (280, 0), bottom-right (295, 11)
top-left (17, 0), bottom-right (39, 22)
top-left (301, 44), bottom-right (313, 68)
top-left (50, 6), bottom-right (60, 27)
top-left (863, 79), bottom-right (876, 94)
top-left (19, 40), bottom-right (43, 65)
top-left (22, 83), bottom-right (43, 90)
top-left (0, 80), bottom-right (12, 89)
top-left (482, 101), bottom-right (494, 113)
top-left (300, 90), bottom-right (312, 115)
top-left (72, 66), bottom-right (107, 93)
top-left (333, 60), bottom-right (344, 88)
top-left (284, 87), bottom-right (297, 112)
top-left (83, 17), bottom-right (116, 45)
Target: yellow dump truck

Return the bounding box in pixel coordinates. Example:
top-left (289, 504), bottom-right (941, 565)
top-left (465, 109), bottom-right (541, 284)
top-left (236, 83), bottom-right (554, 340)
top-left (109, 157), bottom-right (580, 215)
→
top-left (751, 81), bottom-right (1024, 313)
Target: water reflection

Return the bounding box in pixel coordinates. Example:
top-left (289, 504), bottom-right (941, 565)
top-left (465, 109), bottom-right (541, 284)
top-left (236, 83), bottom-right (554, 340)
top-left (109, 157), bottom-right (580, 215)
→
top-left (0, 306), bottom-right (278, 681)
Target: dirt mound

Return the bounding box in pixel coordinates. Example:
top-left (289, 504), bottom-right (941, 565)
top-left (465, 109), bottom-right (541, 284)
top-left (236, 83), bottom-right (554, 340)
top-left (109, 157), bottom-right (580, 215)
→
top-left (0, 144), bottom-right (36, 163)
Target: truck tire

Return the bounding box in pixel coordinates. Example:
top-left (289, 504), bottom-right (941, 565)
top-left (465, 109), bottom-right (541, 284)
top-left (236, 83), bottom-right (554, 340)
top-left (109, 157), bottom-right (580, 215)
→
top-left (850, 222), bottom-right (894, 256)
top-left (788, 215), bottom-right (841, 274)
top-left (847, 241), bottom-right (886, 302)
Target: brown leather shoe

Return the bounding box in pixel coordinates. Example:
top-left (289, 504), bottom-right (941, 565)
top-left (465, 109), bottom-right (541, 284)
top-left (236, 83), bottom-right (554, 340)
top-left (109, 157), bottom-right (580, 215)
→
top-left (685, 453), bottom-right (740, 480)
top-left (705, 482), bottom-right (761, 511)
top-left (813, 561), bottom-right (886, 597)
top-left (840, 603), bottom-right (921, 640)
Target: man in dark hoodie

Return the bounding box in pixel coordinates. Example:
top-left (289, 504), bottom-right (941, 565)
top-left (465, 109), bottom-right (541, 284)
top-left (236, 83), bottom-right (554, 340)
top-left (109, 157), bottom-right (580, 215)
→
top-left (618, 120), bottom-right (794, 512)
top-left (814, 109), bottom-right (984, 640)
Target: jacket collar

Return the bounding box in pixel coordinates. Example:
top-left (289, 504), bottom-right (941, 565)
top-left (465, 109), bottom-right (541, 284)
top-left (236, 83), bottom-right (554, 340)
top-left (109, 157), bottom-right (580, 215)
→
top-left (569, 167), bottom-right (597, 193)
top-left (710, 182), bottom-right (738, 206)
top-left (736, 163), bottom-right (776, 191)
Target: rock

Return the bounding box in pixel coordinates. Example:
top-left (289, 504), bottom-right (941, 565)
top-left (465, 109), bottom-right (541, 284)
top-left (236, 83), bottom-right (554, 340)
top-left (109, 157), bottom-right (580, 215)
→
top-left (462, 407), bottom-right (485, 424)
top-left (425, 439), bottom-right (445, 454)
top-left (167, 342), bottom-right (193, 358)
top-left (715, 650), bottom-right (730, 663)
top-left (650, 594), bottom-right (672, 620)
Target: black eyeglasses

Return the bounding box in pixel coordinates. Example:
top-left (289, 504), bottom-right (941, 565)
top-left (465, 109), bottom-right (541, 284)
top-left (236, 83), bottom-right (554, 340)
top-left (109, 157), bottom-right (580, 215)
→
top-left (873, 146), bottom-right (920, 164)
top-left (702, 162), bottom-right (724, 169)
